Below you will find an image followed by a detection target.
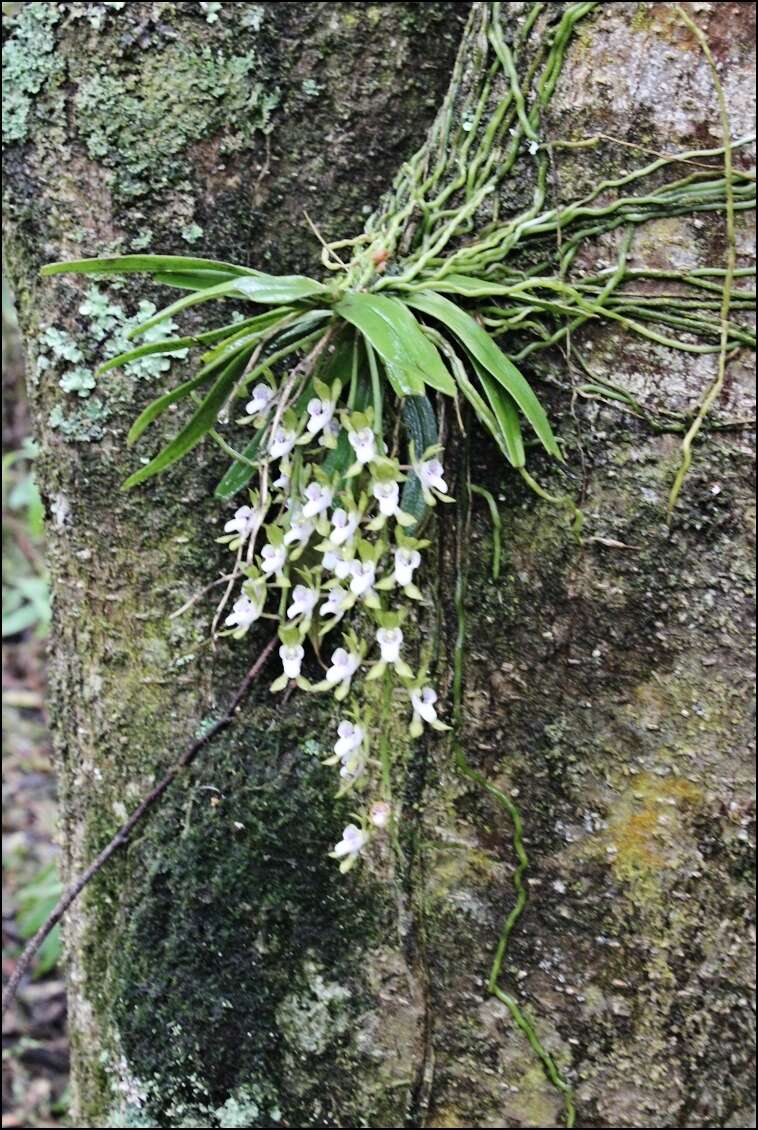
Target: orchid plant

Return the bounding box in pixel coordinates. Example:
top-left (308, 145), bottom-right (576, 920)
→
top-left (40, 1), bottom-right (753, 877)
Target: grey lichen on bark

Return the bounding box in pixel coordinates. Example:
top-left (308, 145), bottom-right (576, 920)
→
top-left (2, 2), bottom-right (755, 1128)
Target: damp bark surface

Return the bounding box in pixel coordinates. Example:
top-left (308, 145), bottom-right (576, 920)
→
top-left (2, 3), bottom-right (755, 1128)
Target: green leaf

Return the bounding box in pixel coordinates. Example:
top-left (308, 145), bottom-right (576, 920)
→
top-left (337, 292), bottom-right (455, 397)
top-left (127, 274), bottom-right (328, 340)
top-left (404, 291), bottom-right (561, 458)
top-left (214, 430), bottom-right (266, 500)
top-left (199, 308), bottom-right (296, 364)
top-left (401, 395), bottom-right (438, 527)
top-left (98, 336), bottom-right (199, 376)
top-left (475, 362), bottom-right (526, 468)
top-left (233, 274), bottom-right (329, 304)
top-left (153, 270), bottom-right (242, 290)
top-left (99, 312), bottom-right (290, 376)
top-left (126, 366), bottom-right (218, 447)
top-left (122, 349), bottom-right (251, 488)
top-left (41, 255), bottom-right (257, 277)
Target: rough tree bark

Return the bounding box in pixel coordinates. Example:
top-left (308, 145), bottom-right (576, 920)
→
top-left (3, 3), bottom-right (755, 1128)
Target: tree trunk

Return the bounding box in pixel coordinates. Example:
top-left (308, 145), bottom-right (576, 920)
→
top-left (3, 3), bottom-right (755, 1128)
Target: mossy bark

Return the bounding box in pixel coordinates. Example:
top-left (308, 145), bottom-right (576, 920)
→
top-left (3, 3), bottom-right (755, 1128)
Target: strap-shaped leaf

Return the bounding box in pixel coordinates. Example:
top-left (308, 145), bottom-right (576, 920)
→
top-left (337, 292), bottom-right (455, 397)
top-left (153, 270), bottom-right (242, 290)
top-left (404, 290), bottom-right (561, 459)
top-left (401, 395), bottom-right (439, 527)
top-left (126, 367), bottom-right (219, 447)
top-left (128, 274), bottom-right (327, 340)
top-left (474, 362), bottom-right (526, 468)
top-left (41, 255), bottom-right (257, 277)
top-left (214, 430), bottom-right (266, 500)
top-left (127, 338), bottom-right (257, 445)
top-left (122, 349), bottom-right (251, 489)
top-left (100, 310), bottom-right (292, 376)
top-left (98, 336), bottom-right (201, 376)
top-left (233, 274), bottom-right (328, 304)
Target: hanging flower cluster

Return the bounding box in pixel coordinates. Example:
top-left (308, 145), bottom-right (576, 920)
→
top-left (217, 368), bottom-right (451, 871)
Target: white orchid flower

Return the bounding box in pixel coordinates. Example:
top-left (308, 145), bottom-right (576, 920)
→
top-left (320, 418), bottom-right (341, 447)
top-left (320, 585), bottom-right (350, 619)
top-left (245, 383), bottom-right (274, 418)
top-left (369, 801), bottom-right (391, 829)
top-left (272, 463), bottom-right (291, 491)
top-left (372, 479), bottom-right (400, 518)
top-left (283, 513), bottom-right (313, 548)
top-left (224, 505), bottom-right (258, 537)
top-left (224, 594), bottom-right (261, 631)
top-left (411, 686), bottom-right (438, 724)
top-left (325, 647), bottom-right (360, 690)
top-left (269, 426), bottom-right (297, 460)
top-left (331, 823), bottom-right (366, 868)
top-left (376, 626), bottom-right (403, 665)
top-left (349, 427), bottom-right (377, 465)
top-left (393, 547), bottom-right (421, 587)
top-left (323, 546), bottom-right (354, 579)
top-left (306, 396), bottom-right (335, 436)
top-left (279, 642), bottom-right (305, 680)
top-left (260, 542), bottom-right (286, 576)
top-left (287, 584), bottom-right (318, 621)
top-left (334, 720), bottom-right (364, 760)
top-left (302, 482), bottom-right (333, 519)
top-left (415, 457), bottom-right (448, 497)
top-left (330, 507), bottom-right (359, 547)
top-left (349, 560), bottom-right (376, 598)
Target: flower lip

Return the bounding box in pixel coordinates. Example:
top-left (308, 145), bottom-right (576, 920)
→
top-left (326, 646), bottom-right (359, 684)
top-left (330, 507), bottom-right (358, 546)
top-left (225, 594), bottom-right (260, 629)
top-left (372, 479), bottom-right (400, 516)
top-left (246, 383), bottom-right (274, 416)
top-left (287, 584), bottom-right (318, 620)
top-left (349, 427), bottom-right (376, 464)
top-left (334, 720), bottom-right (363, 759)
top-left (416, 457), bottom-right (448, 495)
top-left (302, 482), bottom-right (333, 519)
top-left (269, 427), bottom-right (297, 460)
top-left (349, 560), bottom-right (376, 596)
top-left (411, 685), bottom-right (438, 723)
top-left (332, 823), bottom-right (366, 858)
top-left (279, 642), bottom-right (305, 679)
top-left (394, 546), bottom-right (421, 586)
top-left (376, 626), bottom-right (403, 664)
top-left (306, 397), bottom-right (335, 435)
top-left (261, 543), bottom-right (286, 574)
top-left (224, 505), bottom-right (258, 537)
top-left (369, 801), bottom-right (391, 829)
top-left (320, 585), bottom-right (349, 618)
